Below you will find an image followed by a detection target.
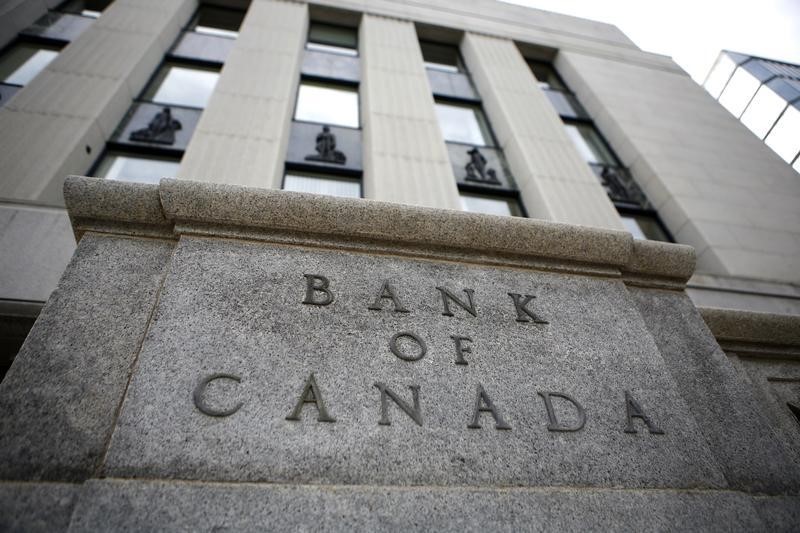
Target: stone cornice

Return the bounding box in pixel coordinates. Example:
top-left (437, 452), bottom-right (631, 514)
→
top-left (700, 307), bottom-right (800, 359)
top-left (64, 176), bottom-right (696, 287)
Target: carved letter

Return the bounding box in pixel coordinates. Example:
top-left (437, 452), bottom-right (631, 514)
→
top-left (436, 287), bottom-right (477, 317)
top-left (537, 391), bottom-right (586, 432)
top-left (467, 384), bottom-right (511, 430)
top-left (507, 293), bottom-right (548, 323)
top-left (367, 281), bottom-right (409, 313)
top-left (286, 373), bottom-right (336, 422)
top-left (451, 335), bottom-right (473, 365)
top-left (193, 373), bottom-right (243, 417)
top-left (303, 274), bottom-right (334, 306)
top-left (374, 383), bottom-right (422, 426)
top-left (389, 331), bottom-right (427, 362)
top-left (624, 391), bottom-right (664, 434)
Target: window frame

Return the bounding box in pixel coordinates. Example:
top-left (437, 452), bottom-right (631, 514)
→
top-left (306, 22), bottom-right (359, 57)
top-left (434, 96), bottom-right (498, 147)
top-left (185, 5), bottom-right (245, 39)
top-left (292, 77), bottom-right (361, 129)
top-left (420, 41), bottom-right (466, 74)
top-left (89, 148), bottom-right (183, 184)
top-left (282, 167), bottom-right (363, 198)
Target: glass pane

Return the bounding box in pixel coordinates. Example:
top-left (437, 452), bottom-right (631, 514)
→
top-left (305, 42), bottom-right (358, 57)
top-left (460, 193), bottom-right (522, 217)
top-left (765, 106), bottom-right (800, 163)
top-left (703, 54), bottom-right (737, 99)
top-left (620, 214), bottom-right (670, 241)
top-left (95, 153), bottom-right (181, 184)
top-left (563, 123), bottom-right (616, 165)
top-left (59, 0), bottom-right (111, 17)
top-left (435, 102), bottom-right (491, 145)
top-left (421, 42), bottom-right (461, 73)
top-left (528, 62), bottom-right (566, 91)
top-left (308, 23), bottom-right (357, 49)
top-left (543, 90), bottom-right (585, 118)
top-left (0, 44), bottom-right (58, 86)
top-left (191, 6), bottom-right (243, 38)
top-left (283, 173), bottom-right (360, 198)
top-left (295, 82), bottom-right (359, 128)
top-left (740, 84), bottom-right (788, 139)
top-left (143, 64), bottom-right (219, 109)
top-left (718, 67), bottom-right (761, 118)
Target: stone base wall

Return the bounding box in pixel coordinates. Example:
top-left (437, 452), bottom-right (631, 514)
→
top-left (1, 177), bottom-right (798, 531)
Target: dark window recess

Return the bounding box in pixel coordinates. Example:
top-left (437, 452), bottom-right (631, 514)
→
top-left (189, 6), bottom-right (245, 38)
top-left (0, 303), bottom-right (41, 384)
top-left (421, 42), bottom-right (477, 100)
top-left (307, 23), bottom-right (357, 56)
top-left (170, 6), bottom-right (245, 65)
top-left (421, 42), bottom-right (463, 73)
top-left (57, 0), bottom-right (112, 17)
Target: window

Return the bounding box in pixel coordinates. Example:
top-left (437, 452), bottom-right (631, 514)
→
top-left (295, 81), bottom-right (359, 128)
top-left (434, 101), bottom-right (493, 145)
top-left (719, 67), bottom-right (761, 118)
top-left (460, 193), bottom-right (523, 217)
top-left (188, 6), bottom-right (244, 39)
top-left (421, 42), bottom-right (462, 73)
top-left (703, 54), bottom-right (737, 99)
top-left (620, 213), bottom-right (671, 241)
top-left (141, 63), bottom-right (219, 109)
top-left (740, 84), bottom-right (788, 139)
top-left (0, 43), bottom-right (59, 86)
top-left (527, 61), bottom-right (586, 118)
top-left (764, 106), bottom-right (800, 164)
top-left (283, 171), bottom-right (360, 198)
top-left (94, 153), bottom-right (181, 184)
top-left (57, 0), bottom-right (111, 18)
top-left (307, 23), bottom-right (357, 56)
top-left (563, 123), bottom-right (616, 165)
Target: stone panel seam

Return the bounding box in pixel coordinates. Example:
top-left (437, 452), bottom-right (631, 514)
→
top-left (93, 238), bottom-right (178, 479)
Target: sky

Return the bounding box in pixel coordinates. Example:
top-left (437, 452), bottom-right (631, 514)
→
top-left (502, 0), bottom-right (800, 82)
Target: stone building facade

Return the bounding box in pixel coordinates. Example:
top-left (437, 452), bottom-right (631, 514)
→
top-left (0, 0), bottom-right (799, 530)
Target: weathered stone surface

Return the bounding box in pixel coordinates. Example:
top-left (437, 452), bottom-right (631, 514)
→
top-left (0, 482), bottom-right (78, 533)
top-left (750, 495), bottom-right (800, 533)
top-left (629, 287), bottom-right (800, 493)
top-left (0, 233), bottom-right (174, 481)
top-left (68, 479), bottom-right (765, 532)
top-left (103, 237), bottom-right (723, 488)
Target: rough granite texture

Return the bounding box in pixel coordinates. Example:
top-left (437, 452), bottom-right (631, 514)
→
top-left (0, 233), bottom-right (174, 481)
top-left (66, 479), bottom-right (768, 532)
top-left (102, 237), bottom-right (723, 488)
top-left (0, 482), bottom-right (78, 533)
top-left (699, 307), bottom-right (800, 347)
top-left (157, 177), bottom-right (634, 269)
top-left (629, 287), bottom-right (800, 493)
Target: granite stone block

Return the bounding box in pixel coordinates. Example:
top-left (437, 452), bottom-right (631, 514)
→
top-left (0, 233), bottom-right (174, 481)
top-left (629, 287), bottom-right (800, 493)
top-left (103, 237), bottom-right (724, 488)
top-left (0, 482), bottom-right (77, 533)
top-left (67, 479), bottom-right (765, 532)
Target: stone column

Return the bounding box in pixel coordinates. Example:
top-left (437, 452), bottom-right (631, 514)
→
top-left (359, 15), bottom-right (460, 210)
top-left (461, 33), bottom-right (623, 230)
top-left (0, 0), bottom-right (196, 205)
top-left (0, 0), bottom-right (195, 305)
top-left (178, 0), bottom-right (307, 189)
top-left (557, 51), bottom-right (800, 283)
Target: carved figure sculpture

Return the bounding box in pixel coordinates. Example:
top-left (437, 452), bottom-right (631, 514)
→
top-left (130, 107), bottom-right (182, 145)
top-left (464, 146), bottom-right (500, 185)
top-left (305, 125), bottom-right (346, 164)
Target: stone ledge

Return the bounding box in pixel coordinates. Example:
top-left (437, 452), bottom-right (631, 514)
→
top-left (700, 307), bottom-right (800, 359)
top-left (63, 176), bottom-right (697, 286)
